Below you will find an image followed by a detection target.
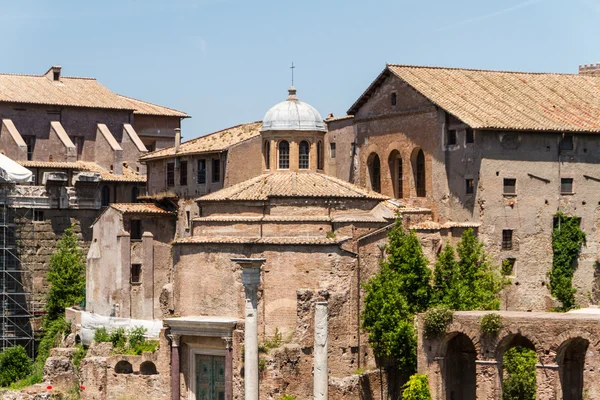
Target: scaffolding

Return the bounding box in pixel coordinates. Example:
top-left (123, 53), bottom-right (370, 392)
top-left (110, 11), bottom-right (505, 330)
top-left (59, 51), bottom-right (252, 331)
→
top-left (0, 186), bottom-right (35, 357)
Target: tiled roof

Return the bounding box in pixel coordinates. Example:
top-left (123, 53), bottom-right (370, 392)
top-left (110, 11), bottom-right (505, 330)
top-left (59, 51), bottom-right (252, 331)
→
top-left (117, 95), bottom-right (189, 118)
top-left (141, 122), bottom-right (262, 160)
top-left (18, 160), bottom-right (146, 183)
top-left (197, 172), bottom-right (388, 202)
top-left (194, 215), bottom-right (332, 223)
top-left (110, 203), bottom-right (173, 215)
top-left (348, 64), bottom-right (600, 132)
top-left (174, 236), bottom-right (350, 245)
top-left (411, 221), bottom-right (482, 230)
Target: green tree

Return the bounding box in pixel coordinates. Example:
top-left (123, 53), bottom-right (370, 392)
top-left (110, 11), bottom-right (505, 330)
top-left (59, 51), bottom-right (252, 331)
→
top-left (0, 346), bottom-right (31, 387)
top-left (502, 346), bottom-right (537, 400)
top-left (434, 229), bottom-right (505, 310)
top-left (45, 225), bottom-right (86, 323)
top-left (401, 373), bottom-right (432, 400)
top-left (382, 223), bottom-right (432, 313)
top-left (550, 212), bottom-right (585, 310)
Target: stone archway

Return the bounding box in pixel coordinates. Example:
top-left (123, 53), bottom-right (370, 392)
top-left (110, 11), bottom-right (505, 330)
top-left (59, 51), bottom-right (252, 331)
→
top-left (444, 333), bottom-right (476, 400)
top-left (558, 337), bottom-right (589, 400)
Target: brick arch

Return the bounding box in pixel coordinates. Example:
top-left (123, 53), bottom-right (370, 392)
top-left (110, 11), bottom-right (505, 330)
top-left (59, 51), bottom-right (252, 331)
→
top-left (550, 329), bottom-right (596, 354)
top-left (439, 330), bottom-right (482, 358)
top-left (495, 331), bottom-right (542, 360)
top-left (410, 147), bottom-right (427, 198)
top-left (383, 142), bottom-right (407, 199)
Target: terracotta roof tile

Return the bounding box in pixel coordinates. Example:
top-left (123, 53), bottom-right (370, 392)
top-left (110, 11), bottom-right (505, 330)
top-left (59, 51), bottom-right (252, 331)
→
top-left (117, 95), bottom-right (189, 118)
top-left (141, 122), bottom-right (262, 160)
top-left (411, 220), bottom-right (481, 230)
top-left (197, 172), bottom-right (388, 201)
top-left (110, 203), bottom-right (173, 215)
top-left (193, 215), bottom-right (332, 222)
top-left (349, 64), bottom-right (600, 132)
top-left (174, 236), bottom-right (350, 245)
top-left (18, 160), bottom-right (146, 183)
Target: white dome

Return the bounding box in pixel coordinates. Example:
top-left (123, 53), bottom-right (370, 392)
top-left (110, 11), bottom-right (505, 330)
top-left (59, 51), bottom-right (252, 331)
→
top-left (261, 87), bottom-right (326, 132)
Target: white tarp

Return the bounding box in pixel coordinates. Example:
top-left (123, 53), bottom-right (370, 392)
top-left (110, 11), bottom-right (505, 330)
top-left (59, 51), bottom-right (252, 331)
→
top-left (0, 153), bottom-right (32, 183)
top-left (78, 311), bottom-right (163, 346)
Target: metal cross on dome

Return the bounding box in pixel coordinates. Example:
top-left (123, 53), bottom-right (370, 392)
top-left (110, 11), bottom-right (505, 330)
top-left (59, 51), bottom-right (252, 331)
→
top-left (290, 62), bottom-right (295, 86)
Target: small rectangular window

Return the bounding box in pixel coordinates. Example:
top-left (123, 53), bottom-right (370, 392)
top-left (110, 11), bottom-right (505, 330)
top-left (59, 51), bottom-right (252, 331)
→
top-left (560, 135), bottom-right (574, 151)
top-left (130, 219), bottom-right (142, 240)
top-left (146, 142), bottom-right (155, 153)
top-left (180, 160), bottom-right (188, 186)
top-left (330, 143), bottom-right (336, 159)
top-left (131, 264), bottom-right (141, 284)
top-left (465, 179), bottom-right (474, 195)
top-left (33, 210), bottom-right (44, 222)
top-left (197, 159), bottom-right (206, 184)
top-left (466, 129), bottom-right (474, 144)
top-left (23, 136), bottom-right (36, 161)
top-left (391, 93), bottom-right (397, 106)
top-left (561, 178), bottom-right (573, 194)
top-left (502, 229), bottom-right (513, 250)
top-left (166, 163), bottom-right (175, 186)
top-left (503, 178), bottom-right (516, 195)
top-left (185, 210), bottom-right (191, 232)
top-left (447, 129), bottom-right (457, 146)
top-left (212, 159), bottom-right (221, 183)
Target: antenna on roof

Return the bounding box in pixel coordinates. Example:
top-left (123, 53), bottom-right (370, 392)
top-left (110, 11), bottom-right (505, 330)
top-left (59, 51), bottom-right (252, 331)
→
top-left (290, 62), bottom-right (295, 86)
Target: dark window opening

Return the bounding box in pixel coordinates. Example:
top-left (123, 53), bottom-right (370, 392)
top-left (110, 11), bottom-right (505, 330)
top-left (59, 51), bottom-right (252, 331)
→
top-left (101, 185), bottom-right (110, 207)
top-left (317, 141), bottom-right (324, 169)
top-left (23, 136), bottom-right (35, 161)
top-left (131, 187), bottom-right (139, 203)
top-left (466, 179), bottom-right (474, 194)
top-left (397, 158), bottom-right (403, 199)
top-left (466, 128), bottom-right (474, 144)
top-left (52, 71), bottom-right (60, 81)
top-left (180, 160), bottom-right (188, 186)
top-left (140, 361), bottom-right (158, 375)
top-left (415, 150), bottom-right (426, 197)
top-left (391, 93), bottom-right (397, 106)
top-left (197, 159), bottom-right (206, 184)
top-left (561, 178), bottom-right (573, 194)
top-left (299, 141), bottom-right (309, 169)
top-left (330, 142), bottom-right (336, 159)
top-left (560, 135), bottom-right (574, 151)
top-left (131, 264), bottom-right (141, 284)
top-left (264, 141), bottom-right (270, 169)
top-left (447, 129), bottom-right (457, 146)
top-left (278, 141), bottom-right (289, 169)
top-left (502, 229), bottom-right (513, 250)
top-left (185, 210), bottom-right (191, 232)
top-left (166, 163), bottom-right (175, 187)
top-left (212, 159), bottom-right (221, 183)
top-left (130, 219), bottom-right (142, 240)
top-left (146, 142), bottom-right (155, 153)
top-left (368, 154), bottom-right (381, 193)
top-left (33, 210), bottom-right (44, 222)
top-left (115, 360), bottom-right (133, 374)
top-left (503, 178), bottom-right (516, 195)
top-left (502, 258), bottom-right (516, 276)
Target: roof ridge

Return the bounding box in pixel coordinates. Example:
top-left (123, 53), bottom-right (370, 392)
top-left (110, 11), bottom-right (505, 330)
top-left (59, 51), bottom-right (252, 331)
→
top-left (117, 94), bottom-right (188, 115)
top-left (386, 63), bottom-right (588, 77)
top-left (0, 71), bottom-right (97, 80)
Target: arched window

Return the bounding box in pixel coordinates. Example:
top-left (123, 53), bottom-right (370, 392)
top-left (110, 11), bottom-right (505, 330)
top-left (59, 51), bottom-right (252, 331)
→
top-left (558, 338), bottom-right (588, 400)
top-left (278, 141), bottom-right (289, 169)
top-left (317, 141), bottom-right (324, 170)
top-left (299, 141), bottom-right (309, 169)
top-left (388, 151), bottom-right (403, 199)
top-left (444, 333), bottom-right (476, 400)
top-left (140, 361), bottom-right (159, 375)
top-left (101, 185), bottom-right (110, 207)
top-left (131, 186), bottom-right (139, 203)
top-left (367, 153), bottom-right (381, 193)
top-left (114, 360), bottom-right (133, 374)
top-left (264, 141), bottom-right (271, 169)
top-left (415, 150), bottom-right (426, 197)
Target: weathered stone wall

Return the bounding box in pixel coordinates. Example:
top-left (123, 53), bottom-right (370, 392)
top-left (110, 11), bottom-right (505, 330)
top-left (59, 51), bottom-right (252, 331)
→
top-left (325, 116), bottom-right (355, 182)
top-left (224, 135), bottom-right (263, 186)
top-left (417, 310), bottom-right (600, 400)
top-left (132, 114), bottom-right (181, 150)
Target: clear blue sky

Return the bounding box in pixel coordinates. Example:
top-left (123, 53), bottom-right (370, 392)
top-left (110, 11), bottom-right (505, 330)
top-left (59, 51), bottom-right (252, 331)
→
top-left (1, 0), bottom-right (598, 139)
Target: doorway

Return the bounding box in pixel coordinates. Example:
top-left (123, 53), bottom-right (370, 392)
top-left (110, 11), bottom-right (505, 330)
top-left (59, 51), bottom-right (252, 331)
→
top-left (195, 354), bottom-right (225, 400)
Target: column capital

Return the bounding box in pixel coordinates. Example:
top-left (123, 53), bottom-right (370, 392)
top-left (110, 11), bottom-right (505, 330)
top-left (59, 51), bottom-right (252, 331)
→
top-left (168, 333), bottom-right (181, 347)
top-left (234, 258), bottom-right (265, 288)
top-left (222, 336), bottom-right (233, 350)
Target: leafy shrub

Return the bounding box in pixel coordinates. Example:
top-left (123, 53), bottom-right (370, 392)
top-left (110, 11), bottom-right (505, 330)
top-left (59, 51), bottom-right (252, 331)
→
top-left (277, 396), bottom-right (295, 400)
top-left (423, 307), bottom-right (453, 338)
top-left (128, 326), bottom-right (147, 348)
top-left (502, 346), bottom-right (537, 400)
top-left (94, 327), bottom-right (111, 343)
top-left (401, 373), bottom-right (432, 400)
top-left (501, 259), bottom-right (515, 276)
top-left (8, 363), bottom-right (42, 390)
top-left (0, 346), bottom-right (32, 387)
top-left (72, 344), bottom-right (87, 369)
top-left (109, 327), bottom-right (127, 350)
top-left (36, 316), bottom-right (69, 367)
top-left (551, 212), bottom-right (586, 310)
top-left (481, 313), bottom-right (502, 335)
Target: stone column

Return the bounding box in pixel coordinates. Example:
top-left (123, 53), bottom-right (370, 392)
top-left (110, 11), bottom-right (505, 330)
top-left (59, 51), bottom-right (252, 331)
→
top-left (234, 258), bottom-right (265, 400)
top-left (314, 302), bottom-right (329, 400)
top-left (169, 333), bottom-right (181, 400)
top-left (222, 336), bottom-right (233, 400)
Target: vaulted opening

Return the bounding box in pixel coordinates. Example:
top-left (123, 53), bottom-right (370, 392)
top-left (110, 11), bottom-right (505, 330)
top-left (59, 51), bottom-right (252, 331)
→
top-left (444, 333), bottom-right (476, 400)
top-left (367, 153), bottom-right (381, 193)
top-left (558, 337), bottom-right (588, 400)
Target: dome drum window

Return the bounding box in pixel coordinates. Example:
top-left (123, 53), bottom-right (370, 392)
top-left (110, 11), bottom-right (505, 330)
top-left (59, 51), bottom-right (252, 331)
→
top-left (278, 141), bottom-right (290, 169)
top-left (299, 141), bottom-right (310, 169)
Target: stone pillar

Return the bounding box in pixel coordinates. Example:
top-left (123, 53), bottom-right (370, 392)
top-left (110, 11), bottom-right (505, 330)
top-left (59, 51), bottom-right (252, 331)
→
top-left (142, 231), bottom-right (154, 319)
top-left (314, 302), bottom-right (329, 400)
top-left (169, 333), bottom-right (181, 400)
top-left (233, 258), bottom-right (265, 400)
top-left (223, 336), bottom-right (233, 400)
top-left (118, 231), bottom-right (131, 318)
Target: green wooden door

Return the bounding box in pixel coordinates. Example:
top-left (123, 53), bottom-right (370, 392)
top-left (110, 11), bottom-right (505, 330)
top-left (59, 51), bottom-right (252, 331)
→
top-left (195, 354), bottom-right (225, 400)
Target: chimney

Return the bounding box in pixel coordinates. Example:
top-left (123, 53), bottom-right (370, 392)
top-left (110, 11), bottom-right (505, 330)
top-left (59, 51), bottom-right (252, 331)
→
top-left (579, 63), bottom-right (600, 76)
top-left (174, 128), bottom-right (181, 153)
